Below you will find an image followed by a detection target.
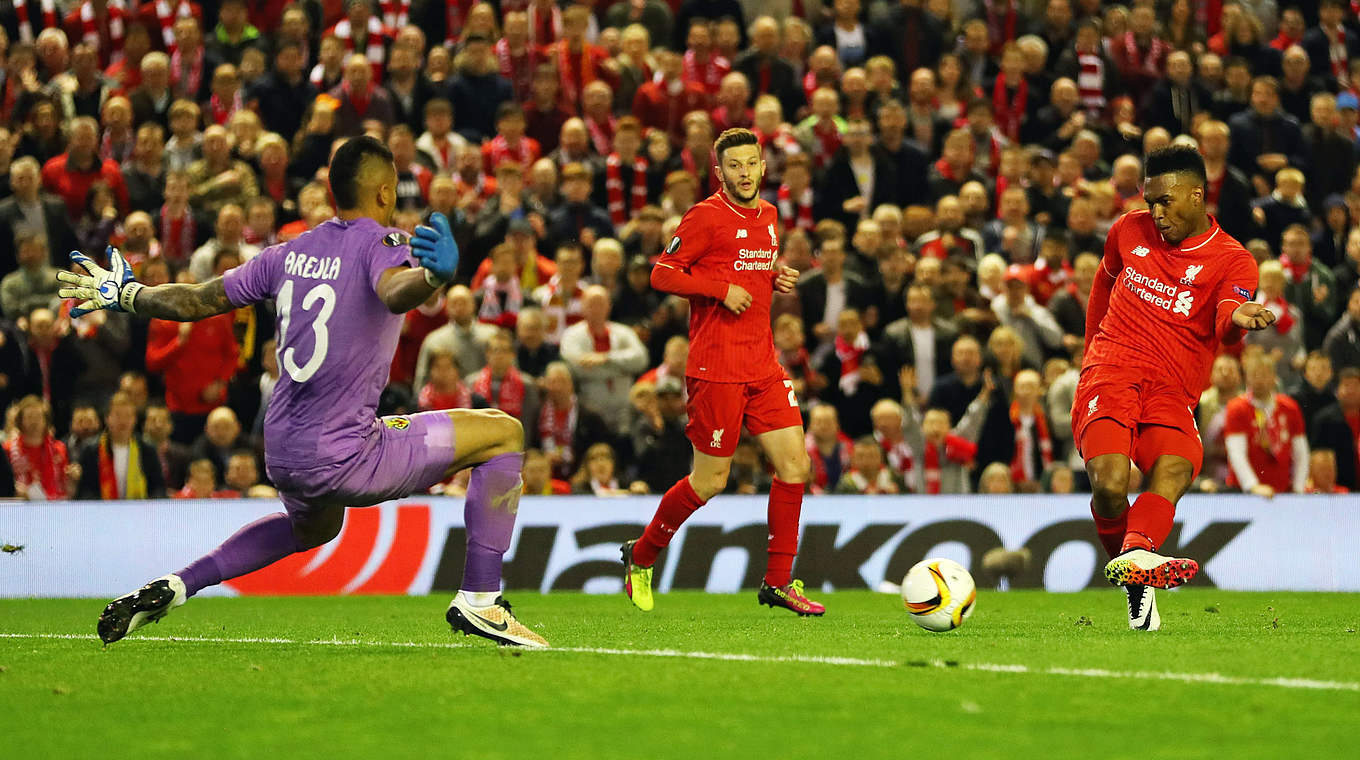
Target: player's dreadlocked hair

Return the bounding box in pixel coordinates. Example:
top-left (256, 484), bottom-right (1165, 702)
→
top-left (329, 135), bottom-right (395, 211)
top-left (714, 128), bottom-right (760, 161)
top-left (1144, 145), bottom-right (1207, 186)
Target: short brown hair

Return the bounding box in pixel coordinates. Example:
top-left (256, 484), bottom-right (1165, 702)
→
top-left (713, 127), bottom-right (758, 161)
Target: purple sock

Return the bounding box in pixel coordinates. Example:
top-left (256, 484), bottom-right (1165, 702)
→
top-left (462, 452), bottom-right (523, 593)
top-left (176, 513), bottom-right (301, 596)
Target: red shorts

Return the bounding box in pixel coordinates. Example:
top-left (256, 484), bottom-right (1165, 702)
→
top-left (1071, 366), bottom-right (1203, 477)
top-left (685, 372), bottom-right (804, 457)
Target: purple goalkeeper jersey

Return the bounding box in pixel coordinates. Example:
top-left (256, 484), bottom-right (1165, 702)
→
top-left (223, 217), bottom-right (417, 468)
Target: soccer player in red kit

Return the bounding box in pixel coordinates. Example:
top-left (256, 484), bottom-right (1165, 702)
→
top-left (1072, 146), bottom-right (1277, 631)
top-left (620, 127), bottom-right (823, 616)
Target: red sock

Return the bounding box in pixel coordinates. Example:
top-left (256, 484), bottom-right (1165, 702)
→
top-left (1091, 501), bottom-right (1128, 559)
top-left (764, 478), bottom-right (804, 587)
top-left (1122, 492), bottom-right (1176, 553)
top-left (633, 477), bottom-right (706, 568)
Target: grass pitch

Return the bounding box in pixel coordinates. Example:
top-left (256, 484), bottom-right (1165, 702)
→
top-left (1, 590), bottom-right (1357, 760)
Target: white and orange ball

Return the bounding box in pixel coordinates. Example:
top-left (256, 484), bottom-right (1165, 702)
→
top-left (901, 558), bottom-right (977, 632)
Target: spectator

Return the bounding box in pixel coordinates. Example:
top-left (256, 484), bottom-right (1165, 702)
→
top-left (4, 394), bottom-right (78, 500)
top-left (415, 285), bottom-right (498, 388)
top-left (476, 244), bottom-right (526, 329)
top-left (75, 391), bottom-right (165, 499)
top-left (879, 284), bottom-right (959, 404)
top-left (1280, 224), bottom-right (1340, 349)
top-left (145, 296), bottom-right (238, 444)
top-left (1198, 353), bottom-right (1245, 487)
top-left (18, 306), bottom-right (84, 434)
top-left (1323, 286), bottom-right (1360, 375)
top-left (470, 329), bottom-right (539, 421)
top-left (1006, 368), bottom-right (1053, 492)
top-left (515, 306), bottom-right (560, 379)
top-left (834, 435), bottom-right (904, 494)
top-left (329, 53), bottom-right (395, 138)
top-left (775, 313), bottom-right (823, 405)
top-left (223, 448), bottom-right (268, 496)
top-left (186, 124), bottom-right (258, 216)
top-left (246, 42), bottom-right (316, 138)
top-left (1, 232), bottom-right (60, 321)
top-left (548, 162), bottom-right (614, 251)
top-left (447, 34), bottom-right (515, 143)
top-left (1250, 167), bottom-right (1312, 249)
top-left (143, 401), bottom-right (190, 490)
top-left (0, 156), bottom-right (78, 273)
top-left (174, 457), bottom-right (236, 498)
top-left (805, 404), bottom-right (852, 494)
top-left (419, 351), bottom-right (473, 411)
top-left (1228, 76), bottom-right (1306, 192)
top-left (65, 403), bottom-right (103, 456)
top-left (1247, 260), bottom-right (1306, 387)
top-left (734, 16), bottom-right (803, 121)
top-left (188, 405), bottom-right (248, 481)
top-left (41, 116), bottom-right (129, 220)
top-left (187, 203), bottom-right (259, 282)
top-left (571, 441), bottom-right (632, 495)
top-left (1307, 448), bottom-right (1348, 493)
top-left (1311, 367), bottom-right (1360, 491)
top-left (631, 375), bottom-right (691, 493)
top-left (977, 461), bottom-right (1014, 494)
top-left (533, 360), bottom-right (614, 480)
top-left (560, 284), bottom-right (650, 434)
top-left (1225, 351), bottom-right (1309, 496)
top-left (522, 447), bottom-right (572, 495)
top-left (816, 307), bottom-right (885, 438)
top-left (991, 265), bottom-right (1064, 368)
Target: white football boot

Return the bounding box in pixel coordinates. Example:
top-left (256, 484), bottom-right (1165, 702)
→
top-left (97, 574), bottom-right (187, 644)
top-left (446, 591), bottom-right (549, 648)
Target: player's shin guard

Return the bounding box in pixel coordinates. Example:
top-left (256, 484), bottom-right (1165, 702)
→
top-left (463, 452), bottom-right (523, 593)
top-left (176, 512), bottom-right (302, 596)
top-left (1122, 492), bottom-right (1176, 553)
top-left (1091, 502), bottom-right (1128, 559)
top-left (764, 478), bottom-right (804, 587)
top-left (633, 477), bottom-right (706, 568)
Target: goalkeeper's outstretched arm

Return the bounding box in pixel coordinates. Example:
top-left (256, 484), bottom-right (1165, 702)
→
top-left (129, 279), bottom-right (236, 321)
top-left (56, 247), bottom-right (237, 321)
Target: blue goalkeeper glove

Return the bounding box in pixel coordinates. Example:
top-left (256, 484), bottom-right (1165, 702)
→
top-left (56, 247), bottom-right (144, 317)
top-left (410, 212), bottom-right (459, 286)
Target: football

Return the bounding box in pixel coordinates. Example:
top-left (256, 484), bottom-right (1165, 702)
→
top-left (901, 558), bottom-right (977, 632)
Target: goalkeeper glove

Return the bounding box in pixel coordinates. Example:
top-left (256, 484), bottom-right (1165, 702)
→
top-left (56, 247), bottom-right (144, 318)
top-left (410, 211), bottom-right (460, 286)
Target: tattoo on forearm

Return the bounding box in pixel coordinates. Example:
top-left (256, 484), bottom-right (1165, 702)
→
top-left (135, 279), bottom-right (235, 321)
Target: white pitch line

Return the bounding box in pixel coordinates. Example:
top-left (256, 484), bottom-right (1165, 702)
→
top-left (2, 632), bottom-right (1357, 693)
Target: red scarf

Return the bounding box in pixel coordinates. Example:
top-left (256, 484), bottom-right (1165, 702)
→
top-left (540, 275), bottom-right (585, 341)
top-left (682, 49), bottom-right (728, 94)
top-left (97, 434), bottom-right (148, 499)
top-left (1262, 296), bottom-right (1297, 336)
top-left (13, 0), bottom-right (58, 43)
top-left (5, 434), bottom-right (68, 500)
top-left (208, 89), bottom-right (241, 125)
top-left (159, 205), bottom-right (195, 263)
top-left (80, 0), bottom-right (127, 64)
top-left (485, 134), bottom-right (537, 172)
top-left (1076, 51), bottom-right (1106, 117)
top-left (874, 431), bottom-right (914, 483)
top-left (777, 183), bottom-right (814, 232)
top-left (419, 381), bottom-right (472, 411)
top-left (992, 73), bottom-right (1028, 142)
top-left (984, 0), bottom-right (1018, 55)
top-left (152, 0), bottom-right (194, 52)
top-left (343, 79), bottom-right (374, 118)
top-left (170, 45), bottom-right (203, 99)
top-left (1010, 402), bottom-right (1052, 483)
top-left (585, 115), bottom-right (615, 156)
top-left (591, 325), bottom-right (612, 353)
top-left (335, 16), bottom-right (386, 76)
top-left (538, 397), bottom-right (578, 478)
top-left (379, 0), bottom-right (409, 29)
top-left (100, 129), bottom-right (135, 163)
top-left (810, 119), bottom-right (842, 170)
top-left (805, 431), bottom-right (851, 493)
top-left (922, 435), bottom-right (979, 494)
top-left (528, 2), bottom-right (563, 49)
top-left (834, 331), bottom-right (869, 395)
top-left (1326, 24), bottom-right (1351, 87)
top-left (495, 38), bottom-right (537, 100)
top-left (557, 41), bottom-right (599, 109)
top-left (444, 0), bottom-right (473, 47)
top-left (606, 153), bottom-right (648, 227)
top-left (472, 366), bottom-right (527, 418)
top-left (477, 274), bottom-right (524, 327)
top-left (1122, 31), bottom-right (1167, 78)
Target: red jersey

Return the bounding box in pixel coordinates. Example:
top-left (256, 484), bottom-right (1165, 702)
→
top-left (653, 189), bottom-right (782, 383)
top-left (1086, 210), bottom-right (1258, 401)
top-left (1223, 392), bottom-right (1305, 492)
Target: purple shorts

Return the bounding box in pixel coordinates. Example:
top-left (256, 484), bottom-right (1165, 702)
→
top-left (267, 412), bottom-right (457, 517)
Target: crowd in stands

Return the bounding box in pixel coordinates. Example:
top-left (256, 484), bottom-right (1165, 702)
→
top-left (3, 0), bottom-right (1360, 501)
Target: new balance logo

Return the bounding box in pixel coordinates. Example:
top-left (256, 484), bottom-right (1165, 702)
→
top-left (1173, 290), bottom-right (1194, 316)
top-left (1181, 264), bottom-right (1203, 285)
top-left (1088, 395), bottom-right (1099, 415)
top-left (1131, 245), bottom-right (1150, 257)
top-left (711, 428), bottom-right (724, 449)
top-left (735, 229), bottom-right (748, 239)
